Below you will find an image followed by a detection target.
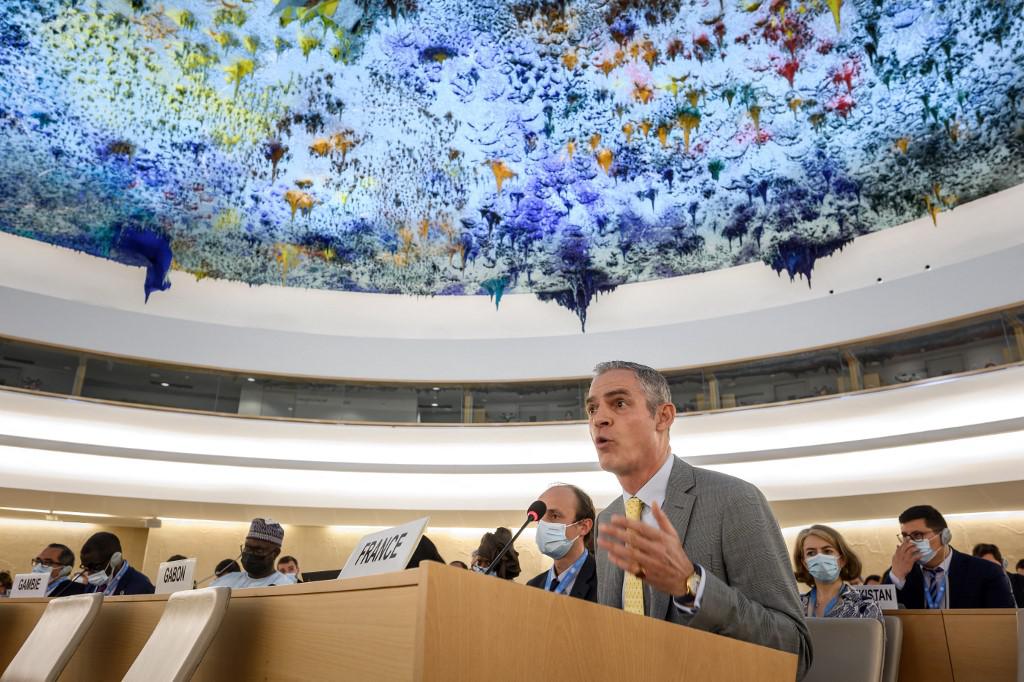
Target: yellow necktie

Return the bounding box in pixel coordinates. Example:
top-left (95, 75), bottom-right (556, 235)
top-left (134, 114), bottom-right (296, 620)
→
top-left (623, 496), bottom-right (644, 615)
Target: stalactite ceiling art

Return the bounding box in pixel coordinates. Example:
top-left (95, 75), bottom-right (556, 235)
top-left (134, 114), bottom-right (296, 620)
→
top-left (1, 0), bottom-right (1023, 329)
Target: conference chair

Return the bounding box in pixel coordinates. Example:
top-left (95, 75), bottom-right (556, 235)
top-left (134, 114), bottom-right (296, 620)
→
top-left (121, 586), bottom-right (230, 682)
top-left (802, 617), bottom-right (885, 682)
top-left (1, 592), bottom-right (103, 682)
top-left (881, 616), bottom-right (903, 682)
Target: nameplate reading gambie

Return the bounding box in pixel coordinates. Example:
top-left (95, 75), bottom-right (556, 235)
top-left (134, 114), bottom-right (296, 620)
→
top-left (10, 573), bottom-right (49, 598)
top-left (155, 558), bottom-right (197, 595)
top-left (850, 583), bottom-right (898, 610)
top-left (338, 517), bottom-right (429, 580)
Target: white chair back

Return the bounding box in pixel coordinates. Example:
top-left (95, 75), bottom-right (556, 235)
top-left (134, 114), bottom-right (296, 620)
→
top-left (1, 592), bottom-right (103, 682)
top-left (121, 586), bottom-right (230, 682)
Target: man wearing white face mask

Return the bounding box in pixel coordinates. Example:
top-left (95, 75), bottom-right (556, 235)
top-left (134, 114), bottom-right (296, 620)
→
top-left (80, 532), bottom-right (154, 596)
top-left (883, 505), bottom-right (1015, 609)
top-left (526, 484), bottom-right (598, 602)
top-left (31, 544), bottom-right (87, 598)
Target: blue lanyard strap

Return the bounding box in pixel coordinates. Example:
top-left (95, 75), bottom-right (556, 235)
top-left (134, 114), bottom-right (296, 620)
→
top-left (808, 586), bottom-right (841, 616)
top-left (45, 577), bottom-right (68, 596)
top-left (544, 549), bottom-right (588, 595)
top-left (103, 561), bottom-right (130, 596)
top-left (924, 573), bottom-right (947, 609)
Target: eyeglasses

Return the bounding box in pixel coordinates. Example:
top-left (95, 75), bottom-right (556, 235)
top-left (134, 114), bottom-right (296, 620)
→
top-left (897, 531), bottom-right (935, 543)
top-left (240, 544), bottom-right (275, 559)
top-left (31, 559), bottom-right (63, 568)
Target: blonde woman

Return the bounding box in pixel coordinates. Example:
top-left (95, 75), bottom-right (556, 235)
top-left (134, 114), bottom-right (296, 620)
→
top-left (793, 524), bottom-right (883, 621)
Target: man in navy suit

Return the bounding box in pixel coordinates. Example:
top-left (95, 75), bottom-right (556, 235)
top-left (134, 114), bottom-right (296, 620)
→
top-left (526, 484), bottom-right (598, 602)
top-left (883, 505), bottom-right (1015, 609)
top-left (80, 532), bottom-right (155, 596)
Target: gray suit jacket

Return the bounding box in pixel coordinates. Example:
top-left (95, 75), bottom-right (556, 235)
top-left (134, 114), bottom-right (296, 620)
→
top-left (596, 456), bottom-right (812, 679)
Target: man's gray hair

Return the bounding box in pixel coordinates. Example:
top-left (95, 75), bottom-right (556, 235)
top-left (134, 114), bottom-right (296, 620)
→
top-left (592, 361), bottom-right (673, 416)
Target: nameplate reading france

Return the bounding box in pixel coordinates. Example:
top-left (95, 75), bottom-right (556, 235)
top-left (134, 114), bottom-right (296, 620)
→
top-left (850, 583), bottom-right (898, 610)
top-left (338, 517), bottom-right (429, 579)
top-left (155, 558), bottom-right (197, 595)
top-left (10, 572), bottom-right (49, 598)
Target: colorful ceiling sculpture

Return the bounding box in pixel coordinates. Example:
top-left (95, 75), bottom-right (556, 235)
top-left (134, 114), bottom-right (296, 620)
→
top-left (1, 0), bottom-right (1022, 328)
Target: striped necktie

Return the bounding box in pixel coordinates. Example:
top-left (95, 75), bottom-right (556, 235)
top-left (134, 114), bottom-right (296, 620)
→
top-left (925, 566), bottom-right (944, 607)
top-left (623, 496), bottom-right (645, 615)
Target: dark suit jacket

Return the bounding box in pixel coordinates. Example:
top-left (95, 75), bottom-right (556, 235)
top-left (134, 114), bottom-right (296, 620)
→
top-left (883, 548), bottom-right (1016, 608)
top-left (86, 565), bottom-right (155, 596)
top-left (596, 456), bottom-right (812, 679)
top-left (526, 551), bottom-right (597, 602)
top-left (48, 578), bottom-right (88, 598)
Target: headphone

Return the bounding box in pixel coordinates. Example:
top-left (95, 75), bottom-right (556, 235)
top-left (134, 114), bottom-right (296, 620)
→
top-left (938, 528), bottom-right (952, 545)
top-left (108, 552), bottom-right (123, 572)
top-left (56, 564), bottom-right (72, 578)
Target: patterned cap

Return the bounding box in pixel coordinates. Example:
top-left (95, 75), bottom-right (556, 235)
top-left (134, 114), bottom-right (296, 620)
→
top-left (247, 518), bottom-right (284, 546)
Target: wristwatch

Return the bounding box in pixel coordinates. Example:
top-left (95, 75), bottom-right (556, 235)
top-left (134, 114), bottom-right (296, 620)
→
top-left (677, 565), bottom-right (702, 604)
top-left (686, 566), bottom-right (702, 597)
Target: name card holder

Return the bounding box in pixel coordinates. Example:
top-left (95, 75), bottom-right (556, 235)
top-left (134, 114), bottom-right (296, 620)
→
top-left (850, 583), bottom-right (899, 609)
top-left (155, 558), bottom-right (198, 595)
top-left (10, 572), bottom-right (49, 598)
top-left (339, 517), bottom-right (430, 580)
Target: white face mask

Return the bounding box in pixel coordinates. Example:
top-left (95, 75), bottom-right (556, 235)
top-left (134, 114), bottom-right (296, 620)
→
top-left (86, 568), bottom-right (111, 587)
top-left (535, 520), bottom-right (583, 560)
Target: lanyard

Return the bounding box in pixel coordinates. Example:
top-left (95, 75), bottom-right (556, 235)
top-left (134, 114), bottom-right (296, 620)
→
top-left (808, 587), bottom-right (841, 616)
top-left (544, 549), bottom-right (588, 595)
top-left (103, 561), bottom-right (130, 596)
top-left (924, 573), bottom-right (947, 609)
top-left (46, 577), bottom-right (68, 596)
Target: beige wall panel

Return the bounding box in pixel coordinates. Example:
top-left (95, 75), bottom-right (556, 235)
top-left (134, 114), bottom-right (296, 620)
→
top-left (139, 521), bottom-right (549, 586)
top-left (0, 518), bottom-right (148, 577)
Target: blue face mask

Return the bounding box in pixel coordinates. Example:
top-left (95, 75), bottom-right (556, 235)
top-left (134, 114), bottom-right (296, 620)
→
top-left (535, 520), bottom-right (583, 560)
top-left (31, 563), bottom-right (52, 575)
top-left (913, 538), bottom-right (937, 564)
top-left (806, 554), bottom-right (840, 583)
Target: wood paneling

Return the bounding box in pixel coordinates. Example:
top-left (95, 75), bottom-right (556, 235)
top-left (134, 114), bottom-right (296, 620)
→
top-left (2, 565), bottom-right (796, 681)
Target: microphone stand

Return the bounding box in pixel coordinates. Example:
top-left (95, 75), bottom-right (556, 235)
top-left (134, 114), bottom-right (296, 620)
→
top-left (484, 518), bottom-right (533, 577)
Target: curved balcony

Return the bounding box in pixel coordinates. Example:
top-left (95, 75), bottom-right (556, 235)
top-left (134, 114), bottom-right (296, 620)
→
top-left (1, 303), bottom-right (1022, 424)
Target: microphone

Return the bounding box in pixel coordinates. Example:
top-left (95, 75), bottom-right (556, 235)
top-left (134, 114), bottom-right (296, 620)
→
top-left (484, 500), bottom-right (546, 577)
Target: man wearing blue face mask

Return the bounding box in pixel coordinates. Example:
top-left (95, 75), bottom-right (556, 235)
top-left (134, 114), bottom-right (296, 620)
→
top-left (31, 543), bottom-right (86, 598)
top-left (80, 532), bottom-right (154, 596)
top-left (526, 484), bottom-right (598, 602)
top-left (883, 505), bottom-right (1015, 609)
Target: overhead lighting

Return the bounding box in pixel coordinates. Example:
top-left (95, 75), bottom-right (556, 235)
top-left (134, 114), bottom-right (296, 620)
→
top-left (246, 377), bottom-right (256, 382)
top-left (431, 402), bottom-right (439, 407)
top-left (160, 382), bottom-right (170, 387)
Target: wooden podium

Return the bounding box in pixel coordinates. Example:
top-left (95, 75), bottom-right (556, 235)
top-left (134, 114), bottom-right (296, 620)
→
top-left (0, 562), bottom-right (796, 680)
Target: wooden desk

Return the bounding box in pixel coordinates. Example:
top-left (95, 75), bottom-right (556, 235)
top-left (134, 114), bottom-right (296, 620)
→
top-left (885, 609), bottom-right (1019, 682)
top-left (1, 563), bottom-right (796, 681)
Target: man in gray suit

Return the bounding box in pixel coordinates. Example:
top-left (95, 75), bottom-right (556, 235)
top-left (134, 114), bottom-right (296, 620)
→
top-left (591, 361), bottom-right (812, 679)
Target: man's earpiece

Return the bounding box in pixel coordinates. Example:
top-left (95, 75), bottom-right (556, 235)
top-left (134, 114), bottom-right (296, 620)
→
top-left (109, 551), bottom-right (123, 572)
top-left (939, 528), bottom-right (952, 545)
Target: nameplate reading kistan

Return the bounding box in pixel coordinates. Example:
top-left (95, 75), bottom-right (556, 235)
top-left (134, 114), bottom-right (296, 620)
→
top-left (155, 558), bottom-right (197, 595)
top-left (338, 517), bottom-right (430, 580)
top-left (850, 584), bottom-right (898, 610)
top-left (10, 573), bottom-right (49, 598)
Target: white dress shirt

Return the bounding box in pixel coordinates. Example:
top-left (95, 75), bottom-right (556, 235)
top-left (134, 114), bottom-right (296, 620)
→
top-left (619, 452), bottom-right (707, 614)
top-left (211, 570), bottom-right (297, 589)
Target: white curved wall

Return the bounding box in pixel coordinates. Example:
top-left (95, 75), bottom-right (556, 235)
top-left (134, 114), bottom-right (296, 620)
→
top-left (2, 364), bottom-right (1023, 510)
top-left (1, 184), bottom-right (1022, 380)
